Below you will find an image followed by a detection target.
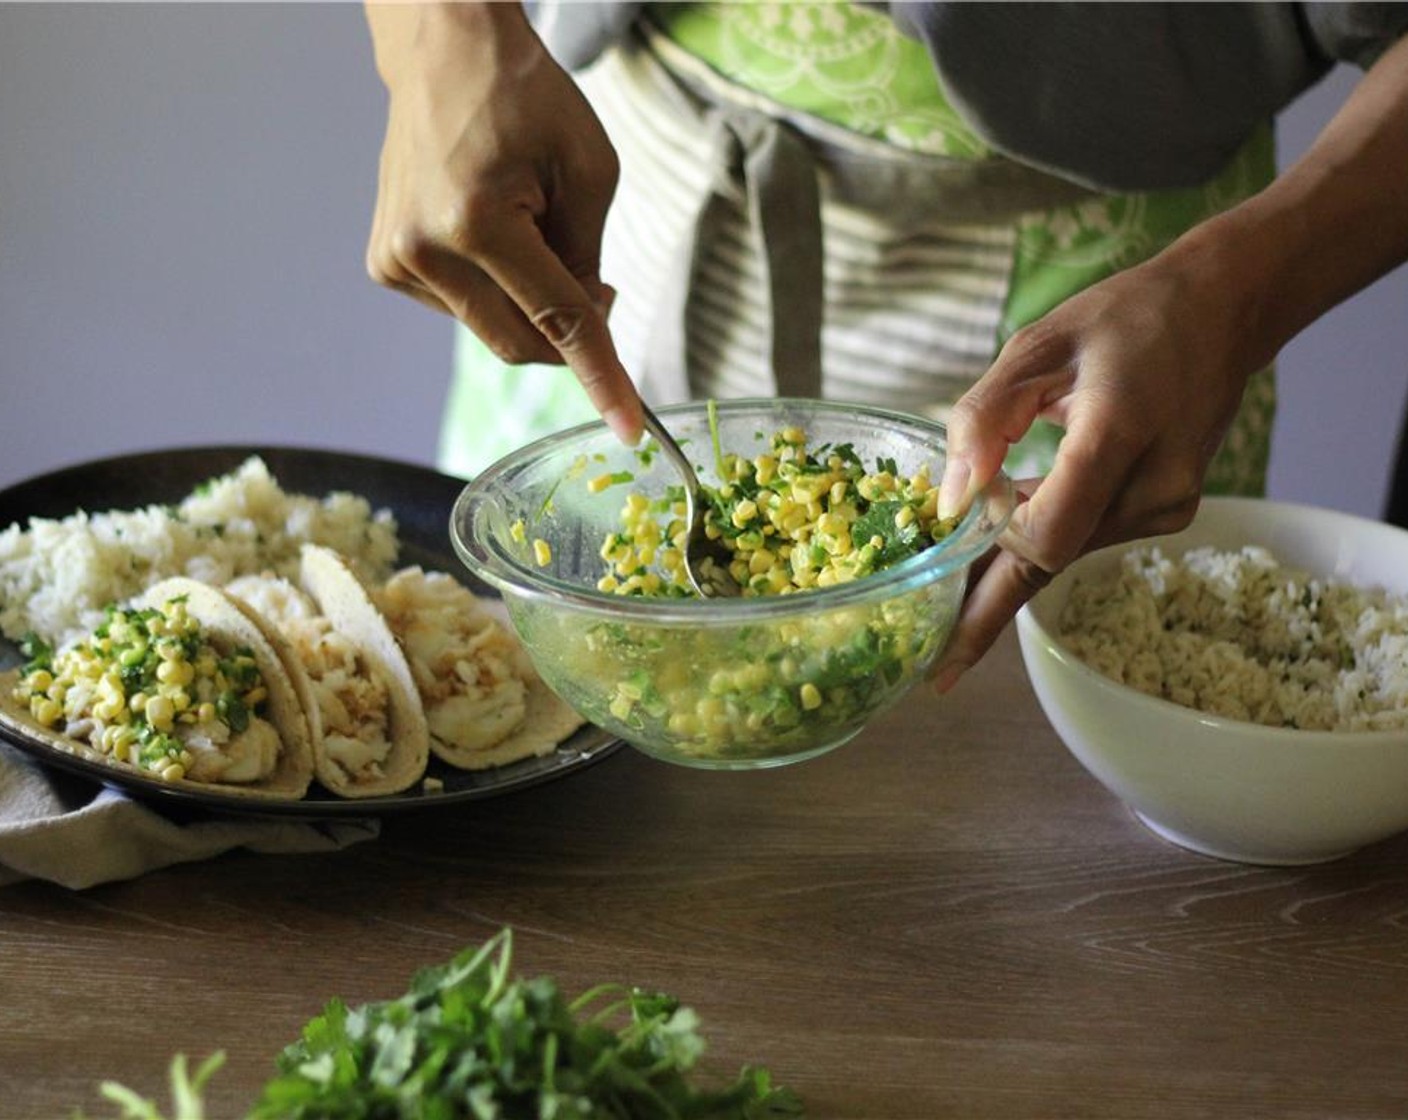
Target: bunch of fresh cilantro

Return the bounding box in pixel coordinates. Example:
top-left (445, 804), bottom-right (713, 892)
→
top-left (92, 929), bottom-right (802, 1120)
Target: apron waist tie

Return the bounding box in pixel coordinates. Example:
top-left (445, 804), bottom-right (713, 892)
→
top-left (645, 105), bottom-right (824, 403)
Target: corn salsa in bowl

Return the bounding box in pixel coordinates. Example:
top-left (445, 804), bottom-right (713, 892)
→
top-left (452, 400), bottom-right (1014, 769)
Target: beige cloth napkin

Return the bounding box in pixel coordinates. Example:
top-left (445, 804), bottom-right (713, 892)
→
top-left (0, 743), bottom-right (379, 890)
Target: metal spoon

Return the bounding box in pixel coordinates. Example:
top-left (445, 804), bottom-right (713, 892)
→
top-left (638, 402), bottom-right (742, 598)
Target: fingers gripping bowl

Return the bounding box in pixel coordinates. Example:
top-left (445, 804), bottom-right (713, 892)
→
top-left (452, 400), bottom-right (1014, 769)
top-left (1018, 497), bottom-right (1408, 865)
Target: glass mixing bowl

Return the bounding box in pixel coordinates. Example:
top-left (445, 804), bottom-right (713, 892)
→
top-left (451, 399), bottom-right (1014, 769)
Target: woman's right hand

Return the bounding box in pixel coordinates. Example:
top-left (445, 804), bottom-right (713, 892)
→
top-left (363, 2), bottom-right (642, 444)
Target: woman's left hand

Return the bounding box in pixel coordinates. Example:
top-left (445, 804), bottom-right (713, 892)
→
top-left (931, 30), bottom-right (1408, 693)
top-left (929, 243), bottom-right (1258, 693)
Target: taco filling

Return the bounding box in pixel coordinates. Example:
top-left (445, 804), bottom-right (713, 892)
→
top-left (226, 572), bottom-right (402, 791)
top-left (372, 567), bottom-right (536, 763)
top-left (9, 594), bottom-right (281, 785)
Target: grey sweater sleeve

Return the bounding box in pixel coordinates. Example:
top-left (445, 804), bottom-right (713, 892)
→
top-left (884, 1), bottom-right (1408, 191)
top-left (528, 0), bottom-right (643, 70)
top-left (1303, 2), bottom-right (1408, 68)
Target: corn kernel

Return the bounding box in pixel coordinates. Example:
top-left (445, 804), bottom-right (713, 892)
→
top-left (800, 683), bottom-right (823, 710)
top-left (533, 538), bottom-right (552, 567)
top-left (790, 480), bottom-right (820, 505)
top-left (145, 695), bottom-right (175, 731)
top-left (748, 548), bottom-right (776, 575)
top-left (92, 697), bottom-right (125, 723)
top-left (157, 659), bottom-right (194, 686)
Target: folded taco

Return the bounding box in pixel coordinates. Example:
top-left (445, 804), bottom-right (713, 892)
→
top-left (224, 544), bottom-right (429, 799)
top-left (0, 577), bottom-right (314, 799)
top-left (370, 565), bottom-right (585, 771)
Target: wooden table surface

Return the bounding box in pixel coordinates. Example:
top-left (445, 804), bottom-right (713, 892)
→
top-left (3, 627), bottom-right (1408, 1120)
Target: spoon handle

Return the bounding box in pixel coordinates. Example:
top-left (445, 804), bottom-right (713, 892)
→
top-left (638, 402), bottom-right (701, 491)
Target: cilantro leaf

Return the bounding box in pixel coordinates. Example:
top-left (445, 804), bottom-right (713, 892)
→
top-left (850, 500), bottom-right (924, 571)
top-left (18, 631), bottom-right (52, 672)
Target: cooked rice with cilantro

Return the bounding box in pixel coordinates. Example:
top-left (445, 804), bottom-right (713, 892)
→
top-left (1057, 544), bottom-right (1408, 731)
top-left (0, 457), bottom-right (398, 650)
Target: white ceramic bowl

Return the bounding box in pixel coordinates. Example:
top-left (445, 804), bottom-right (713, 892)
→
top-left (1017, 497), bottom-right (1408, 865)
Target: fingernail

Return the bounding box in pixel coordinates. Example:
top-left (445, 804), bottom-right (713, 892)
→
top-left (603, 405), bottom-right (642, 446)
top-left (930, 661), bottom-right (967, 695)
top-left (937, 458), bottom-right (971, 521)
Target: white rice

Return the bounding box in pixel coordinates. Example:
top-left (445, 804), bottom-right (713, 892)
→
top-left (1056, 544), bottom-right (1408, 732)
top-left (0, 457), bottom-right (399, 650)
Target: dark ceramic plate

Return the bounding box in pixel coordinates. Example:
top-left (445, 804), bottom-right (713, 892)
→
top-left (0, 445), bottom-right (620, 817)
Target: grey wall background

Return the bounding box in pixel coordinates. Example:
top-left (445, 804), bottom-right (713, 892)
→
top-left (2, 3), bottom-right (1406, 519)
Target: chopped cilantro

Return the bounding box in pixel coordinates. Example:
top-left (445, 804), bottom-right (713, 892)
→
top-left (18, 632), bottom-right (53, 673)
top-left (88, 929), bottom-right (802, 1120)
top-left (851, 500), bottom-right (924, 569)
